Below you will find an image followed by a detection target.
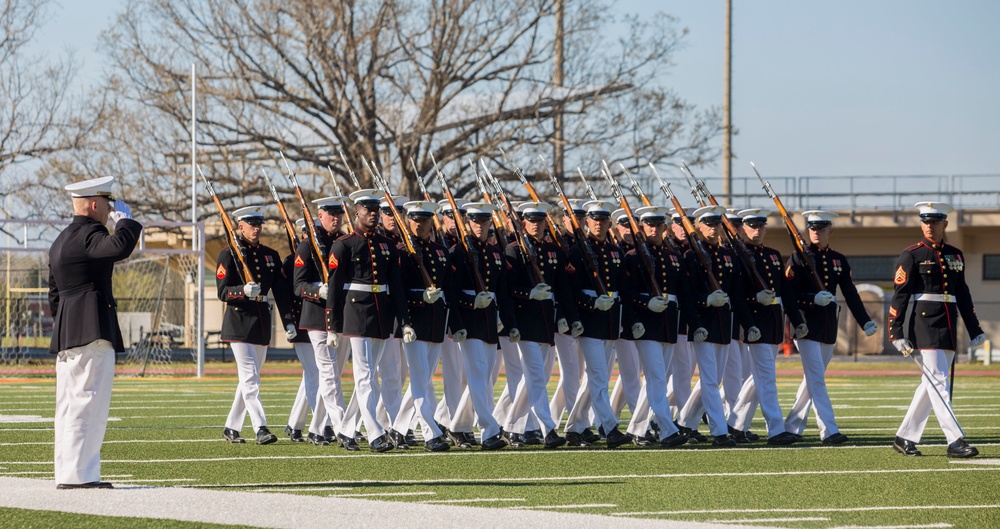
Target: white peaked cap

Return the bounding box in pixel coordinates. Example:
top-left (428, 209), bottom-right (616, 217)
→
top-left (463, 202), bottom-right (498, 215)
top-left (635, 206), bottom-right (669, 220)
top-left (914, 201), bottom-right (954, 219)
top-left (232, 205), bottom-right (264, 221)
top-left (611, 208), bottom-right (630, 223)
top-left (517, 201), bottom-right (553, 215)
top-left (349, 189), bottom-right (382, 204)
top-left (380, 195), bottom-right (409, 208)
top-left (692, 205), bottom-right (726, 220)
top-left (582, 199), bottom-right (613, 215)
top-left (403, 200), bottom-right (441, 215)
top-left (313, 196), bottom-right (347, 209)
top-left (65, 176), bottom-right (115, 198)
top-left (801, 210), bottom-right (839, 224)
top-left (738, 208), bottom-right (772, 221)
top-left (438, 198), bottom-right (471, 213)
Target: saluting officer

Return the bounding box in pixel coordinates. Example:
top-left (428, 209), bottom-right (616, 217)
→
top-left (502, 202), bottom-right (581, 449)
top-left (675, 205), bottom-right (756, 447)
top-left (50, 176), bottom-right (141, 489)
top-left (783, 210), bottom-right (877, 444)
top-left (284, 217), bottom-right (324, 444)
top-left (563, 199), bottom-right (633, 449)
top-left (386, 200), bottom-right (461, 452)
top-left (889, 202), bottom-right (983, 458)
top-left (727, 208), bottom-right (805, 445)
top-left (448, 202), bottom-right (519, 450)
top-left (622, 206), bottom-right (696, 448)
top-left (217, 206), bottom-right (297, 445)
top-left (325, 189), bottom-right (415, 452)
top-left (292, 197), bottom-right (355, 449)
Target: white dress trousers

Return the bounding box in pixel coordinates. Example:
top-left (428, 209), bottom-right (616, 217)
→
top-left (55, 339), bottom-right (115, 485)
top-left (505, 340), bottom-right (559, 434)
top-left (729, 342), bottom-right (786, 437)
top-left (722, 340), bottom-right (750, 414)
top-left (897, 349), bottom-right (964, 444)
top-left (455, 338), bottom-right (502, 439)
top-left (565, 337), bottom-right (618, 434)
top-left (667, 335), bottom-right (695, 416)
top-left (677, 341), bottom-right (730, 437)
top-left (348, 336), bottom-right (387, 441)
top-left (610, 339), bottom-right (642, 417)
top-left (225, 341), bottom-right (269, 432)
top-left (307, 330), bottom-right (347, 437)
top-left (492, 336), bottom-right (522, 426)
top-left (433, 338), bottom-right (467, 430)
top-left (376, 336), bottom-right (406, 430)
top-left (549, 332), bottom-right (584, 430)
top-left (288, 342), bottom-right (323, 431)
top-left (392, 340), bottom-right (444, 439)
top-left (626, 340), bottom-right (681, 440)
top-left (784, 339), bottom-right (840, 439)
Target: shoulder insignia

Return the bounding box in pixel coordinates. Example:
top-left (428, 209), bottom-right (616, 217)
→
top-left (566, 262), bottom-right (576, 274)
top-left (216, 262), bottom-right (227, 279)
top-left (294, 255), bottom-right (305, 267)
top-left (329, 253), bottom-right (338, 270)
top-left (889, 306), bottom-right (898, 318)
top-left (894, 266), bottom-right (906, 285)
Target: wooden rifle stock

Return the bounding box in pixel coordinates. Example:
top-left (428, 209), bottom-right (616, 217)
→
top-left (499, 148), bottom-right (567, 251)
top-left (431, 153), bottom-right (488, 293)
top-left (278, 151), bottom-right (328, 283)
top-left (197, 165), bottom-right (256, 283)
top-left (324, 165), bottom-right (354, 235)
top-left (409, 157), bottom-right (445, 242)
top-left (601, 161), bottom-right (662, 297)
top-left (260, 167), bottom-right (299, 255)
top-left (479, 158), bottom-right (545, 286)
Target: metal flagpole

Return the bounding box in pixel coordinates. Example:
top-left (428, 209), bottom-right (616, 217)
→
top-left (192, 64), bottom-right (205, 378)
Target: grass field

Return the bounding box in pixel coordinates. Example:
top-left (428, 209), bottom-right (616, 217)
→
top-left (2, 360), bottom-right (999, 528)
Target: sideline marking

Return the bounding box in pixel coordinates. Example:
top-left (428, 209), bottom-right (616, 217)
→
top-left (513, 503), bottom-right (616, 510)
top-left (828, 525), bottom-right (951, 529)
top-left (612, 504), bottom-right (1000, 516)
top-left (423, 498), bottom-right (526, 504)
top-left (333, 491), bottom-right (435, 498)
top-left (709, 517), bottom-right (829, 523)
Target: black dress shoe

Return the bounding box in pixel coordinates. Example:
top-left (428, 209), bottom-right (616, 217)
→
top-left (323, 425), bottom-right (336, 444)
top-left (731, 429), bottom-right (750, 444)
top-left (338, 433), bottom-right (360, 451)
top-left (424, 435), bottom-right (450, 452)
top-left (437, 423), bottom-right (454, 445)
top-left (565, 431), bottom-right (591, 447)
top-left (946, 438), bottom-right (978, 459)
top-left (633, 435), bottom-right (653, 447)
top-left (581, 428), bottom-right (601, 444)
top-left (388, 429), bottom-right (410, 450)
top-left (481, 432), bottom-right (508, 450)
top-left (649, 420), bottom-right (661, 438)
top-left (56, 481), bottom-right (114, 490)
top-left (544, 429), bottom-right (567, 449)
top-left (285, 425), bottom-right (305, 443)
top-left (508, 433), bottom-right (526, 448)
top-left (405, 429), bottom-right (418, 446)
top-left (606, 427), bottom-right (633, 449)
top-left (524, 429), bottom-right (545, 445)
top-left (448, 430), bottom-right (473, 449)
top-left (822, 432), bottom-right (849, 445)
top-left (464, 431), bottom-right (480, 447)
top-left (789, 433), bottom-right (805, 442)
top-left (766, 432), bottom-right (798, 446)
top-left (892, 436), bottom-right (921, 456)
top-left (307, 432), bottom-right (330, 446)
top-left (712, 434), bottom-right (737, 447)
top-left (222, 427), bottom-right (245, 444)
top-left (745, 430), bottom-right (760, 442)
top-left (660, 431), bottom-right (688, 448)
top-left (256, 427), bottom-right (278, 445)
top-left (597, 425), bottom-right (607, 440)
top-left (369, 433), bottom-right (394, 453)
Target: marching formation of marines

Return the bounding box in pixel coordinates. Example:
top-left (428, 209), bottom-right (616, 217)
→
top-left (209, 157), bottom-right (985, 458)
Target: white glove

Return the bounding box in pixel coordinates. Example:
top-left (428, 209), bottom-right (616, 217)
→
top-left (794, 323), bottom-right (809, 339)
top-left (971, 333), bottom-right (987, 347)
top-left (893, 338), bottom-right (914, 357)
top-left (474, 291), bottom-right (494, 309)
top-left (243, 282), bottom-right (261, 298)
top-left (706, 290), bottom-right (729, 307)
top-left (318, 283), bottom-right (329, 300)
top-left (631, 323), bottom-right (645, 340)
top-left (570, 321), bottom-right (584, 337)
top-left (452, 329), bottom-right (468, 342)
top-left (647, 296), bottom-right (668, 313)
top-left (285, 324), bottom-right (297, 341)
top-left (107, 211), bottom-right (128, 225)
top-left (422, 286), bottom-right (443, 304)
top-left (593, 294), bottom-right (615, 311)
top-left (402, 325), bottom-right (417, 344)
top-left (326, 332), bottom-right (340, 348)
top-left (691, 327), bottom-right (708, 342)
top-left (814, 291), bottom-right (835, 307)
top-left (508, 328), bottom-right (521, 342)
top-left (113, 199), bottom-right (133, 219)
top-left (557, 318), bottom-right (569, 334)
top-left (529, 283), bottom-right (552, 301)
top-left (745, 326), bottom-right (761, 343)
top-left (755, 289), bottom-right (776, 305)
top-left (863, 321), bottom-right (878, 337)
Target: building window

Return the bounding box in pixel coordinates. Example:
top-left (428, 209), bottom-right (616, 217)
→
top-left (847, 256), bottom-right (898, 282)
top-left (984, 255), bottom-right (1000, 280)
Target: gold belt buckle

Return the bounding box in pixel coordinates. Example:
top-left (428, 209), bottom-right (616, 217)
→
top-left (608, 291), bottom-right (616, 299)
top-left (942, 293), bottom-right (953, 302)
top-left (370, 285), bottom-right (380, 293)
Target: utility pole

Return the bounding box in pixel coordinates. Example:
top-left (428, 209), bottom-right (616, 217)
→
top-left (553, 0), bottom-right (565, 179)
top-left (722, 0), bottom-right (733, 204)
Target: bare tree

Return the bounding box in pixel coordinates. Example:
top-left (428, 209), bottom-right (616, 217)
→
top-left (46, 0), bottom-right (722, 222)
top-left (0, 0), bottom-right (105, 222)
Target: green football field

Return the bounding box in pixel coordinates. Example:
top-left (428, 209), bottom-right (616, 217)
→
top-left (2, 361), bottom-right (999, 528)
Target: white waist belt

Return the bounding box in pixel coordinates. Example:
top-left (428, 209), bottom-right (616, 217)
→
top-left (914, 293), bottom-right (956, 303)
top-left (344, 283), bottom-right (389, 293)
top-left (582, 289), bottom-right (618, 299)
top-left (462, 289), bottom-right (496, 301)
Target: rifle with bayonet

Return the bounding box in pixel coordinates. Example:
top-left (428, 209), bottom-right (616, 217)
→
top-left (278, 151), bottom-right (329, 283)
top-left (648, 163), bottom-right (722, 292)
top-left (468, 158), bottom-right (510, 251)
top-left (542, 156), bottom-right (608, 296)
top-left (338, 148), bottom-right (362, 190)
top-left (261, 166), bottom-right (299, 255)
top-left (498, 148), bottom-right (568, 251)
top-left (324, 165), bottom-right (355, 235)
top-left (751, 161), bottom-right (825, 291)
top-left (363, 156), bottom-right (435, 289)
top-left (480, 158), bottom-right (545, 285)
top-left (409, 157), bottom-right (444, 242)
top-left (600, 161), bottom-right (663, 298)
top-left (681, 161), bottom-right (769, 292)
top-left (619, 163), bottom-right (682, 255)
top-left (431, 153), bottom-right (488, 293)
top-left (197, 164), bottom-right (255, 283)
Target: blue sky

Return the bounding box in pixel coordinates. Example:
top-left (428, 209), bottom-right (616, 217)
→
top-left (30, 0), bottom-right (1000, 179)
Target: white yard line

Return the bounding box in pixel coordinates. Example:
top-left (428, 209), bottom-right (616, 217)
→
top-left (612, 504), bottom-right (1000, 516)
top-left (828, 524), bottom-right (952, 529)
top-left (708, 517), bottom-right (830, 523)
top-left (423, 498), bottom-right (526, 504)
top-left (333, 491), bottom-right (436, 498)
top-left (0, 477), bottom-right (757, 529)
top-left (513, 503), bottom-right (616, 510)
